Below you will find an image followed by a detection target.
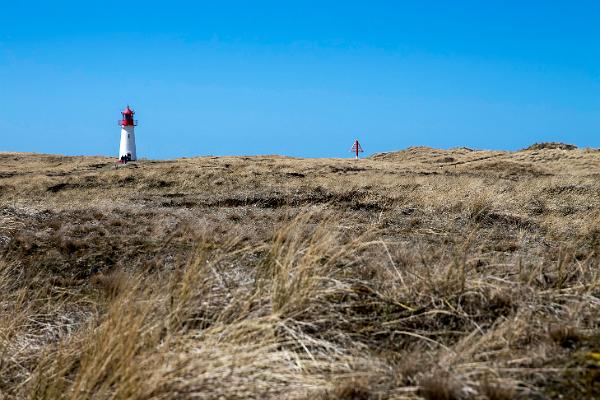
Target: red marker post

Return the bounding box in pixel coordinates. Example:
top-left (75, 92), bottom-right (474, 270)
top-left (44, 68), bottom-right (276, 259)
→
top-left (350, 139), bottom-right (364, 159)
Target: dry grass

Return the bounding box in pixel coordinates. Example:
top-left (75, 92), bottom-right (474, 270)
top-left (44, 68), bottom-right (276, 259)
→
top-left (1, 144), bottom-right (600, 399)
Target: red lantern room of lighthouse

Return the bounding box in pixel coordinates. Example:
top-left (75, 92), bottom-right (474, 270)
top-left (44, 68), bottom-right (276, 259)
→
top-left (119, 106), bottom-right (137, 127)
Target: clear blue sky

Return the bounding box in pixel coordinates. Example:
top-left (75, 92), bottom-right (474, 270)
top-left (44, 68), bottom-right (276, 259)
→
top-left (1, 1), bottom-right (599, 158)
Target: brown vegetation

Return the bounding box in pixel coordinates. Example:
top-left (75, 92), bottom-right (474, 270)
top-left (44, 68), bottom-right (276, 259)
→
top-left (1, 145), bottom-right (600, 399)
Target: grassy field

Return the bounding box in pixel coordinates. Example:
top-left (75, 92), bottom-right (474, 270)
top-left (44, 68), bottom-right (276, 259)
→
top-left (1, 143), bottom-right (600, 399)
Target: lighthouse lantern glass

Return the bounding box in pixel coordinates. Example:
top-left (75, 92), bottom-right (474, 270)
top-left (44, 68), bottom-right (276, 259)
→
top-left (120, 107), bottom-right (135, 126)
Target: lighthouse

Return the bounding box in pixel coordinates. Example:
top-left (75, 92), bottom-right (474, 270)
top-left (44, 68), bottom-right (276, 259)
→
top-left (118, 105), bottom-right (137, 161)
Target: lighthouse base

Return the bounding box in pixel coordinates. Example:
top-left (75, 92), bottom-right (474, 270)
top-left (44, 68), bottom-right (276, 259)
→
top-left (119, 126), bottom-right (137, 161)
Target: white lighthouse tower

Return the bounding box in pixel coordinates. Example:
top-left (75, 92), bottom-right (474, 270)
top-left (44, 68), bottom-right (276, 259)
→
top-left (118, 105), bottom-right (137, 162)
